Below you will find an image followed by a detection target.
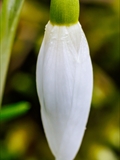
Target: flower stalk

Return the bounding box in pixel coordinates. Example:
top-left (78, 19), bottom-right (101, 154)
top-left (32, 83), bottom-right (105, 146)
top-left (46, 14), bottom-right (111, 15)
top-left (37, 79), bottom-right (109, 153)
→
top-left (50, 0), bottom-right (79, 25)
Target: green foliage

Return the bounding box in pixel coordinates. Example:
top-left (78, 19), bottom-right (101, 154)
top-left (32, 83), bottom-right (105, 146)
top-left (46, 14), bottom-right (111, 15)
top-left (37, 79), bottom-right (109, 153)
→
top-left (0, 101), bottom-right (30, 122)
top-left (0, 0), bottom-right (24, 105)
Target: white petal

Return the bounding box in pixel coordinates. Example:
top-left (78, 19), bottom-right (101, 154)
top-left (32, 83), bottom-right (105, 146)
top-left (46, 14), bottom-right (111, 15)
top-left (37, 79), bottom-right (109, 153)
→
top-left (36, 21), bottom-right (93, 160)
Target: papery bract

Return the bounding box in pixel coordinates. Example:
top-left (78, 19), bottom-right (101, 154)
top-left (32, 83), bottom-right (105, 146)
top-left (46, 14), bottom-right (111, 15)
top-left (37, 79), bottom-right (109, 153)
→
top-left (36, 21), bottom-right (93, 160)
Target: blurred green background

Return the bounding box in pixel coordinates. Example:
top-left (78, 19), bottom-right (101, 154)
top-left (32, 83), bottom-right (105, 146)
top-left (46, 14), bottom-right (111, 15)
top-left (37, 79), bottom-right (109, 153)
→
top-left (0, 0), bottom-right (119, 160)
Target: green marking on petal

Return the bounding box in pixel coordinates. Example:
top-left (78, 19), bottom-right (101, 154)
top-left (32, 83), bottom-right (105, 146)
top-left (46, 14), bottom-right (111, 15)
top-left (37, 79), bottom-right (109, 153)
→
top-left (50, 0), bottom-right (79, 25)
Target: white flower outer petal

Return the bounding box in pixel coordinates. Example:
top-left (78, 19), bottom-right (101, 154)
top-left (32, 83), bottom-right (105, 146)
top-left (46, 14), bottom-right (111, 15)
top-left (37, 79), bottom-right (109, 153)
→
top-left (36, 21), bottom-right (93, 160)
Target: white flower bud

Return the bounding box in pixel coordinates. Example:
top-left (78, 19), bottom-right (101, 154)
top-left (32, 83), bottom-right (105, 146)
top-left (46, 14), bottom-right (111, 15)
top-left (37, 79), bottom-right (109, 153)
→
top-left (36, 21), bottom-right (93, 160)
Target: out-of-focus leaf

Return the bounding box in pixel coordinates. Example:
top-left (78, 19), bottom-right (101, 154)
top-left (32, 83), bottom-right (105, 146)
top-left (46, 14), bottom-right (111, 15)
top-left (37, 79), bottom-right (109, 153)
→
top-left (0, 101), bottom-right (30, 122)
top-left (0, 0), bottom-right (24, 106)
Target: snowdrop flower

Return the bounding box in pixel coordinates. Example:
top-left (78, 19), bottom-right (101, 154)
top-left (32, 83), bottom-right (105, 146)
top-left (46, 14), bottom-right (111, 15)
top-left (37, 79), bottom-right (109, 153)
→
top-left (36, 0), bottom-right (93, 160)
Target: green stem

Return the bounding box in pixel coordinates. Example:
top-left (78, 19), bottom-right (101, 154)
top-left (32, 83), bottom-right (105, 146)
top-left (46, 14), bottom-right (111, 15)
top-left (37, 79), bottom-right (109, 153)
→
top-left (50, 0), bottom-right (79, 25)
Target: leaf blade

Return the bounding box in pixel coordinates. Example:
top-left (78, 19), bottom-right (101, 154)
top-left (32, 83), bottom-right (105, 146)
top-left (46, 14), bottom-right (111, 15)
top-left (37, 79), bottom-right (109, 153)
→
top-left (0, 101), bottom-right (30, 122)
top-left (0, 0), bottom-right (24, 106)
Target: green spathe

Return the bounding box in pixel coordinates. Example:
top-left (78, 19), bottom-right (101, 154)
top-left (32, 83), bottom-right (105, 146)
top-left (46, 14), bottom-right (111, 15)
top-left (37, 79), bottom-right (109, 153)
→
top-left (50, 0), bottom-right (79, 25)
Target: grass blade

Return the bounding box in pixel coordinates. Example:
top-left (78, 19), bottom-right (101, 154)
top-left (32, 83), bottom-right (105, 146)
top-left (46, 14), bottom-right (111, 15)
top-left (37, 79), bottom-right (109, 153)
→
top-left (0, 0), bottom-right (24, 106)
top-left (0, 101), bottom-right (30, 122)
